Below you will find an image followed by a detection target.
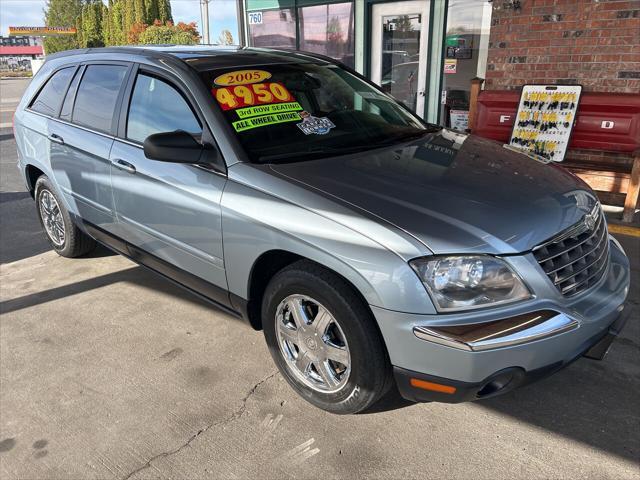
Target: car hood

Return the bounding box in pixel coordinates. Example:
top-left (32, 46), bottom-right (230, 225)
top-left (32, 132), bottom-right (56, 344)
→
top-left (268, 129), bottom-right (599, 255)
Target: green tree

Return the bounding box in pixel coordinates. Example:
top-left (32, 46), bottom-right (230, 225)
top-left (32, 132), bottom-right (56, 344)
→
top-left (138, 21), bottom-right (199, 45)
top-left (145, 0), bottom-right (159, 26)
top-left (157, 0), bottom-right (172, 23)
top-left (123, 0), bottom-right (135, 34)
top-left (110, 0), bottom-right (127, 44)
top-left (79, 0), bottom-right (105, 48)
top-left (43, 0), bottom-right (82, 54)
top-left (102, 0), bottom-right (112, 45)
top-left (134, 0), bottom-right (146, 24)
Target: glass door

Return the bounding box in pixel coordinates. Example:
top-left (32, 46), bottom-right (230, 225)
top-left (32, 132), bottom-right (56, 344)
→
top-left (371, 1), bottom-right (430, 117)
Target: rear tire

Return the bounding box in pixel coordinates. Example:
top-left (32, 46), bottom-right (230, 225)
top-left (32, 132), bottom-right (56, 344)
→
top-left (35, 176), bottom-right (96, 258)
top-left (263, 260), bottom-right (392, 414)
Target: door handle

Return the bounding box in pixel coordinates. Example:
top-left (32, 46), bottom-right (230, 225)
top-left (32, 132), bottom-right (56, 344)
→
top-left (48, 133), bottom-right (64, 145)
top-left (112, 159), bottom-right (136, 174)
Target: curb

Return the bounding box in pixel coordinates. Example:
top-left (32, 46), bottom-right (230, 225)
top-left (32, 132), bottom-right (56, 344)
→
top-left (608, 223), bottom-right (640, 237)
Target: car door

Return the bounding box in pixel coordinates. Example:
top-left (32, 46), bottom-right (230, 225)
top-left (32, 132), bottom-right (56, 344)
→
top-left (49, 62), bottom-right (131, 229)
top-left (109, 66), bottom-right (229, 302)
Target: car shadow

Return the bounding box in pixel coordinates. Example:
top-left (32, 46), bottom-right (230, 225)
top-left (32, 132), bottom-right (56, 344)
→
top-left (0, 191), bottom-right (51, 264)
top-left (0, 263), bottom-right (250, 328)
top-left (0, 191), bottom-right (116, 264)
top-left (479, 350), bottom-right (640, 463)
top-left (362, 328), bottom-right (639, 463)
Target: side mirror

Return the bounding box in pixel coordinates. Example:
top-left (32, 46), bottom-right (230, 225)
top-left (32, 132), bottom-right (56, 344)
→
top-left (143, 130), bottom-right (204, 164)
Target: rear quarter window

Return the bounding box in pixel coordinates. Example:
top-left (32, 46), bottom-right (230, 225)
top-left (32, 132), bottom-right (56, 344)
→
top-left (72, 65), bottom-right (128, 133)
top-left (29, 67), bottom-right (76, 117)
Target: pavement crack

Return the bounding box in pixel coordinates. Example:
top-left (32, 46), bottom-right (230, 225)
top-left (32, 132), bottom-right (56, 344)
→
top-left (121, 370), bottom-right (279, 480)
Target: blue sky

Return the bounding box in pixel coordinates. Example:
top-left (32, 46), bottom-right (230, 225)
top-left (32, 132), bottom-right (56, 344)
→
top-left (0, 0), bottom-right (239, 43)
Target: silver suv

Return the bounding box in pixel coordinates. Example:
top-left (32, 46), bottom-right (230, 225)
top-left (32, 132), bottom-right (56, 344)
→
top-left (14, 46), bottom-right (630, 414)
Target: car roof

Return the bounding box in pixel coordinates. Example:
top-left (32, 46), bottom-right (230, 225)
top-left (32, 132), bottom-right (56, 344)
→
top-left (47, 45), bottom-right (333, 72)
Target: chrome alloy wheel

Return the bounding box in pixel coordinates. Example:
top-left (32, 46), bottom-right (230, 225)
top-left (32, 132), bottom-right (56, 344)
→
top-left (39, 190), bottom-right (65, 247)
top-left (275, 294), bottom-right (351, 393)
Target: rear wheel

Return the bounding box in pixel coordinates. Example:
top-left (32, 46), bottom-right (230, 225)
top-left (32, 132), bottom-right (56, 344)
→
top-left (35, 176), bottom-right (96, 258)
top-left (263, 260), bottom-right (392, 414)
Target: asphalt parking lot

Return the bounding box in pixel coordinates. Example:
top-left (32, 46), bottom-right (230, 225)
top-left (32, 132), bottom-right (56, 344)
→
top-left (1, 77), bottom-right (639, 479)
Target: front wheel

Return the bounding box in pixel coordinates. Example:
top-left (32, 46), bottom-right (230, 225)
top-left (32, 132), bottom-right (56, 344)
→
top-left (263, 260), bottom-right (392, 414)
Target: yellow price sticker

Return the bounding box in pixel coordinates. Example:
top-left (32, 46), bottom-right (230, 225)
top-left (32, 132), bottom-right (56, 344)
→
top-left (236, 102), bottom-right (303, 119)
top-left (214, 69), bottom-right (272, 86)
top-left (233, 111), bottom-right (301, 132)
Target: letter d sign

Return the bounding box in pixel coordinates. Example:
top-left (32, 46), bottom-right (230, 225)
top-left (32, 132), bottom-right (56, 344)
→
top-left (601, 120), bottom-right (615, 129)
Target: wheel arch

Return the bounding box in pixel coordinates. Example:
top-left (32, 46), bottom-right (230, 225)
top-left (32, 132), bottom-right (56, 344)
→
top-left (243, 249), bottom-right (377, 332)
top-left (25, 164), bottom-right (45, 198)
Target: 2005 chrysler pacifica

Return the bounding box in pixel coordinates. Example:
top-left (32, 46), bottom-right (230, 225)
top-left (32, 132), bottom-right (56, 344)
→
top-left (14, 46), bottom-right (630, 414)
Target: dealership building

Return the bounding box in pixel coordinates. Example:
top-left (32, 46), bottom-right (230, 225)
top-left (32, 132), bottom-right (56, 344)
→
top-left (0, 36), bottom-right (44, 73)
top-left (237, 0), bottom-right (639, 217)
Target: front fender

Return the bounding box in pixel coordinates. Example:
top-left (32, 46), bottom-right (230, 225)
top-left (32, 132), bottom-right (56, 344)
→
top-left (221, 170), bottom-right (437, 314)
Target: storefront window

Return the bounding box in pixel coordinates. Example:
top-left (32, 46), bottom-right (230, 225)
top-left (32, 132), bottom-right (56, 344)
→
top-left (379, 12), bottom-right (423, 112)
top-left (248, 8), bottom-right (297, 48)
top-left (440, 0), bottom-right (492, 130)
top-left (298, 2), bottom-right (355, 68)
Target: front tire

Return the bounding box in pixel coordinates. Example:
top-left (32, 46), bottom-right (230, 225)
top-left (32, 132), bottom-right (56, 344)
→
top-left (34, 176), bottom-right (96, 258)
top-left (263, 260), bottom-right (392, 414)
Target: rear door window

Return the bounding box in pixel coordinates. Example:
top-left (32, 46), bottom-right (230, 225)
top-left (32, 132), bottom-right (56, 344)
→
top-left (59, 67), bottom-right (83, 122)
top-left (72, 65), bottom-right (128, 133)
top-left (126, 73), bottom-right (202, 143)
top-left (30, 67), bottom-right (76, 117)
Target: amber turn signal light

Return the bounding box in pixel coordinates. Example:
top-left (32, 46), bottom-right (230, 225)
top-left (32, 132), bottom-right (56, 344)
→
top-left (410, 378), bottom-right (457, 394)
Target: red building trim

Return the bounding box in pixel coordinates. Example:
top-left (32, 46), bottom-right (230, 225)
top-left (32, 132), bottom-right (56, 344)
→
top-left (0, 46), bottom-right (43, 56)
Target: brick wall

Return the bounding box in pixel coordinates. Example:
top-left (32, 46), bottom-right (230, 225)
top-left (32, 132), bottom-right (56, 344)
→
top-left (484, 0), bottom-right (640, 177)
top-left (485, 0), bottom-right (640, 92)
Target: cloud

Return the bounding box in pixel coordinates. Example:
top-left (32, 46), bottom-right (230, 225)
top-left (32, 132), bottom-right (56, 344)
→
top-left (0, 1), bottom-right (46, 36)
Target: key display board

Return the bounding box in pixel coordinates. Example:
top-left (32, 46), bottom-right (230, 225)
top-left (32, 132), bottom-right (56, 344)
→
top-left (509, 85), bottom-right (582, 162)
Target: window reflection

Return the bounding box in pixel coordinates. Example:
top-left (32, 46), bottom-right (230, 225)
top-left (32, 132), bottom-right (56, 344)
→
top-left (246, 3), bottom-right (355, 68)
top-left (379, 13), bottom-right (422, 111)
top-left (440, 0), bottom-right (492, 131)
top-left (248, 8), bottom-right (296, 48)
top-left (299, 3), bottom-right (355, 68)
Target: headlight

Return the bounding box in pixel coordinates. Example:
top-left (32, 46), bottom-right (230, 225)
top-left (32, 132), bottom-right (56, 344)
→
top-left (410, 255), bottom-right (532, 312)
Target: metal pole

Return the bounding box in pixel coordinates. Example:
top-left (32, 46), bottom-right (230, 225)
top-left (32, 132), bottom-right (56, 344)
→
top-left (200, 0), bottom-right (210, 44)
top-left (236, 0), bottom-right (246, 46)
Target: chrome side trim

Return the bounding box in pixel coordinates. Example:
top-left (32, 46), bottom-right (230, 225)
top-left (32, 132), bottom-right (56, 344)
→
top-left (413, 312), bottom-right (579, 352)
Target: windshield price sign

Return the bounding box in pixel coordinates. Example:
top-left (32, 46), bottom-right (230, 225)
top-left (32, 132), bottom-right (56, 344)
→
top-left (213, 82), bottom-right (295, 111)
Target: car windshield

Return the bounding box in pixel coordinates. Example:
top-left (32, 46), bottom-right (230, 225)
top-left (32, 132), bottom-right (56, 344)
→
top-left (200, 62), bottom-right (437, 163)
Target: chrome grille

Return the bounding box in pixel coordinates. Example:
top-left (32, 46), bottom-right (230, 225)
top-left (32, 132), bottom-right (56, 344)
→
top-left (533, 206), bottom-right (609, 297)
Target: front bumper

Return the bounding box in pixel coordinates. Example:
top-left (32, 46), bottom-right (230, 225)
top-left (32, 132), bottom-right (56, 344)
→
top-left (394, 307), bottom-right (630, 403)
top-left (372, 238), bottom-right (631, 403)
